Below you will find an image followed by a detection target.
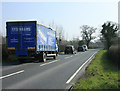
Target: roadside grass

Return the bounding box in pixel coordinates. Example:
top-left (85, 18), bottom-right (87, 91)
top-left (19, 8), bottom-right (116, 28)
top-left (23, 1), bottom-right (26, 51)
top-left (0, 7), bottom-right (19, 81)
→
top-left (73, 50), bottom-right (119, 90)
top-left (58, 52), bottom-right (64, 55)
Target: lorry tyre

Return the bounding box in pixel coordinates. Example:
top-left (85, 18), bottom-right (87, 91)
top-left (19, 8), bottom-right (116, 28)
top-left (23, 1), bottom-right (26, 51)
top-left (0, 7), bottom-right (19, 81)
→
top-left (39, 53), bottom-right (46, 62)
top-left (43, 53), bottom-right (46, 62)
top-left (20, 60), bottom-right (24, 63)
top-left (18, 58), bottom-right (25, 63)
top-left (53, 55), bottom-right (56, 60)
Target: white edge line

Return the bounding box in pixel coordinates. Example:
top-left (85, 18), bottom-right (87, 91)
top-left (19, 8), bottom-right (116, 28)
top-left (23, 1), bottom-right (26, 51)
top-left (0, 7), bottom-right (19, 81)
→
top-left (40, 60), bottom-right (58, 66)
top-left (0, 70), bottom-right (24, 79)
top-left (66, 52), bottom-right (97, 84)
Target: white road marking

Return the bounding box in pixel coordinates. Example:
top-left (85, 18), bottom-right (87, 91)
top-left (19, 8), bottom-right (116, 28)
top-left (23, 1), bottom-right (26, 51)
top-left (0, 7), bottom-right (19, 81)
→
top-left (40, 60), bottom-right (58, 66)
top-left (70, 56), bottom-right (73, 57)
top-left (76, 53), bottom-right (81, 55)
top-left (0, 70), bottom-right (24, 80)
top-left (64, 57), bottom-right (70, 59)
top-left (66, 52), bottom-right (97, 84)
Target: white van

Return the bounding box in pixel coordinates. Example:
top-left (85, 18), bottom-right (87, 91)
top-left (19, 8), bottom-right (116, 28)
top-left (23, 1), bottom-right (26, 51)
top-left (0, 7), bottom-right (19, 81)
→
top-left (82, 45), bottom-right (88, 51)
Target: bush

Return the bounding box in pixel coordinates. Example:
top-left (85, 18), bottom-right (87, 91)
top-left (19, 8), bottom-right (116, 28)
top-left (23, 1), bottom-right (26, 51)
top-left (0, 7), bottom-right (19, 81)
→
top-left (2, 44), bottom-right (9, 59)
top-left (108, 45), bottom-right (120, 66)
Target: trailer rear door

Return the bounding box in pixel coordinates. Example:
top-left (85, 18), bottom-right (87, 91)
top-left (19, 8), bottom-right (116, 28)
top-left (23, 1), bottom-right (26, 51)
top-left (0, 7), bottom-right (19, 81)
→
top-left (7, 22), bottom-right (36, 55)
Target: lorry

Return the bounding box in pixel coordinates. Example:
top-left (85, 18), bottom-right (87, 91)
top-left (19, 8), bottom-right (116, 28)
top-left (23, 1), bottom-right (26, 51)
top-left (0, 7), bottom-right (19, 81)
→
top-left (6, 21), bottom-right (58, 62)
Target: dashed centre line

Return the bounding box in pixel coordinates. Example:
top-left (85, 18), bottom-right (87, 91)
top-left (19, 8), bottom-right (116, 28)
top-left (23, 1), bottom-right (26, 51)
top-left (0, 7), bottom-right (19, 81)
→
top-left (64, 57), bottom-right (70, 59)
top-left (0, 70), bottom-right (24, 80)
top-left (40, 60), bottom-right (58, 67)
top-left (70, 55), bottom-right (73, 57)
top-left (64, 55), bottom-right (73, 59)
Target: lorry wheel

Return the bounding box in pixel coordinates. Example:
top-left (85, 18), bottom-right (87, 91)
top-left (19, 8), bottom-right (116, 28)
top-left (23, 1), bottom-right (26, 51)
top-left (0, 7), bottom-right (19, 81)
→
top-left (18, 58), bottom-right (25, 63)
top-left (53, 55), bottom-right (56, 60)
top-left (39, 53), bottom-right (46, 62)
top-left (43, 53), bottom-right (46, 62)
top-left (20, 60), bottom-right (25, 63)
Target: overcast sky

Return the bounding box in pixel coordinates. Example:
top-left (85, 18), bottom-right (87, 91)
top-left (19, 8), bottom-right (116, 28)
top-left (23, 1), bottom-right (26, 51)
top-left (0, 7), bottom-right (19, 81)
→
top-left (1, 0), bottom-right (118, 41)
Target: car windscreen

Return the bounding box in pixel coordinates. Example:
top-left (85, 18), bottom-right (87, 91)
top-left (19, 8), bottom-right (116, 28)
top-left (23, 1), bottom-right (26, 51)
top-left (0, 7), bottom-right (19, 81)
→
top-left (65, 47), bottom-right (72, 50)
top-left (83, 46), bottom-right (86, 48)
top-left (78, 47), bottom-right (83, 50)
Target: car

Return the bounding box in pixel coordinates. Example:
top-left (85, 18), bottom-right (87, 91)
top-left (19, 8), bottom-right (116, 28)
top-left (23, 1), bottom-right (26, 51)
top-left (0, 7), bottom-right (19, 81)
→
top-left (82, 45), bottom-right (88, 51)
top-left (78, 46), bottom-right (85, 52)
top-left (65, 45), bottom-right (76, 54)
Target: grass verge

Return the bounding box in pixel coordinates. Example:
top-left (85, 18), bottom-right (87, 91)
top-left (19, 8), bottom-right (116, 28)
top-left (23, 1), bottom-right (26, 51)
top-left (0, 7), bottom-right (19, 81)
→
top-left (73, 50), bottom-right (119, 89)
top-left (58, 52), bottom-right (64, 55)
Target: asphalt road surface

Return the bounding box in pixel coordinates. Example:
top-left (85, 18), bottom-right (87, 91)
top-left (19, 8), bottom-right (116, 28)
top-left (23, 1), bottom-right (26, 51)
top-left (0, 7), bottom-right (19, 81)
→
top-left (1, 49), bottom-right (99, 90)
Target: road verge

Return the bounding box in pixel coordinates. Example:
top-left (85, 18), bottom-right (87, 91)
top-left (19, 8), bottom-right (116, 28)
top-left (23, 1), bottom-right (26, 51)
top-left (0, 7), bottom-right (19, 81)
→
top-left (66, 51), bottom-right (98, 90)
top-left (72, 50), bottom-right (119, 89)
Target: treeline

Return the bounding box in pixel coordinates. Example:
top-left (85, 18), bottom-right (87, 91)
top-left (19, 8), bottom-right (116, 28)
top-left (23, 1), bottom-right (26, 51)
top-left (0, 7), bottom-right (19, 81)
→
top-left (100, 21), bottom-right (119, 66)
top-left (108, 45), bottom-right (120, 66)
top-left (2, 37), bottom-right (9, 59)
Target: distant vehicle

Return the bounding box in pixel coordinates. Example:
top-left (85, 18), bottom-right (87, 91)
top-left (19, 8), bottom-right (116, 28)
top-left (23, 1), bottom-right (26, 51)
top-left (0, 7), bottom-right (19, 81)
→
top-left (6, 21), bottom-right (58, 62)
top-left (78, 46), bottom-right (85, 52)
top-left (82, 45), bottom-right (88, 51)
top-left (64, 45), bottom-right (76, 54)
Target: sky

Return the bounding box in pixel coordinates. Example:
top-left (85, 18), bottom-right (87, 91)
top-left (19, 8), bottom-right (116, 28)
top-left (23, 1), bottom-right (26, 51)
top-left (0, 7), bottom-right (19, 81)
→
top-left (1, 0), bottom-right (118, 41)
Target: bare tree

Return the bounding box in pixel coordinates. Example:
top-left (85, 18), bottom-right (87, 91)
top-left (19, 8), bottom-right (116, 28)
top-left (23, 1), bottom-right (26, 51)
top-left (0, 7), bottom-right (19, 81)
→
top-left (49, 21), bottom-right (65, 52)
top-left (49, 21), bottom-right (64, 42)
top-left (81, 25), bottom-right (96, 48)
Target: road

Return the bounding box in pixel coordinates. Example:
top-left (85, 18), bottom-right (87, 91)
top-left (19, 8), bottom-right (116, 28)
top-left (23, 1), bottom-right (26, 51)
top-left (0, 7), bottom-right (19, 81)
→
top-left (1, 49), bottom-right (99, 90)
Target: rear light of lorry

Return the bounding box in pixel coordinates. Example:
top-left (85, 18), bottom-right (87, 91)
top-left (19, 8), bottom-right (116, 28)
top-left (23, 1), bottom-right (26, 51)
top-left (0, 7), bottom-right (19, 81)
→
top-left (8, 47), bottom-right (15, 50)
top-left (28, 47), bottom-right (35, 49)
